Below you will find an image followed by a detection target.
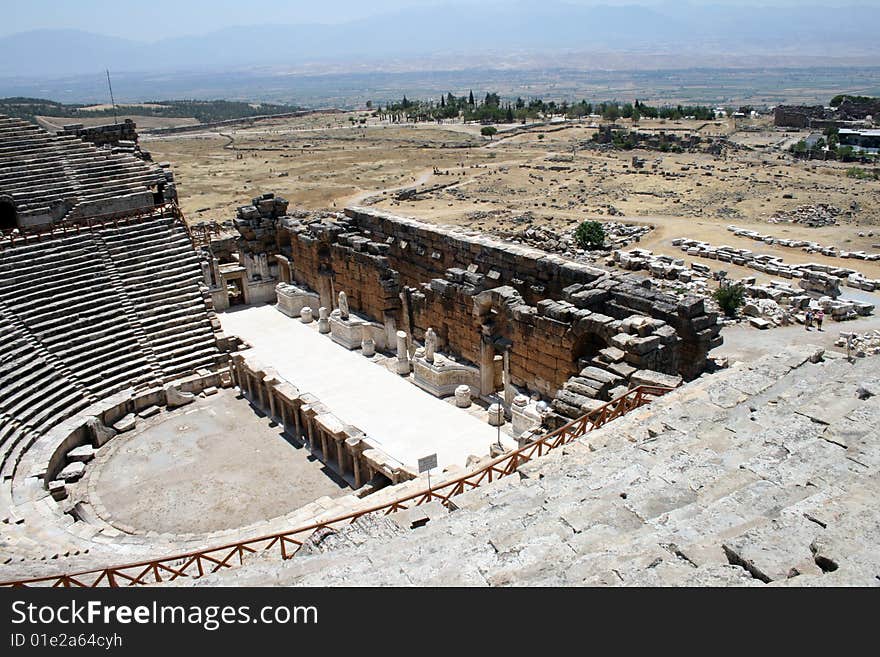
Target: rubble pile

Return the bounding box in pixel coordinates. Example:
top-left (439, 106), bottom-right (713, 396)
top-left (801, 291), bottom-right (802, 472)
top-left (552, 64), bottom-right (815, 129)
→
top-left (672, 237), bottom-right (880, 294)
top-left (726, 225), bottom-right (880, 261)
top-left (768, 204), bottom-right (842, 227)
top-left (610, 247), bottom-right (875, 329)
top-left (837, 330), bottom-right (880, 357)
top-left (497, 222), bottom-right (652, 259)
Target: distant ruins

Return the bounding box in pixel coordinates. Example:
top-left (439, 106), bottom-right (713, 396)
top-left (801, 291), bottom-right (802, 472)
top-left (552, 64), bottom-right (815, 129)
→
top-left (774, 96), bottom-right (880, 129)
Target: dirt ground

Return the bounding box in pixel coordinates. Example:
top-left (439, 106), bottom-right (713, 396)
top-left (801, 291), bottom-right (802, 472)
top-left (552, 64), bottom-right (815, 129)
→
top-left (88, 389), bottom-right (349, 534)
top-left (143, 111), bottom-right (880, 280)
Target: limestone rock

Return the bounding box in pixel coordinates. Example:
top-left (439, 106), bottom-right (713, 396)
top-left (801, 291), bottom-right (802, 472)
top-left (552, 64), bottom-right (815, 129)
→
top-left (87, 416), bottom-right (116, 447)
top-left (165, 384), bottom-right (196, 409)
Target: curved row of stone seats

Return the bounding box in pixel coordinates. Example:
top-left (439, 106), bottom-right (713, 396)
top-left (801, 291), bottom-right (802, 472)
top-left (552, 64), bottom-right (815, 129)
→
top-left (0, 233), bottom-right (159, 402)
top-left (187, 346), bottom-right (880, 587)
top-left (0, 212), bottom-right (222, 495)
top-left (0, 115), bottom-right (169, 224)
top-left (0, 311), bottom-right (92, 481)
top-left (99, 217), bottom-right (221, 379)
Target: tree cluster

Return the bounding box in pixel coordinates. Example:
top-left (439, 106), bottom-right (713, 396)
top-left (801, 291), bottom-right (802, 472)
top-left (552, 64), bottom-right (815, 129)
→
top-left (375, 93), bottom-right (717, 125)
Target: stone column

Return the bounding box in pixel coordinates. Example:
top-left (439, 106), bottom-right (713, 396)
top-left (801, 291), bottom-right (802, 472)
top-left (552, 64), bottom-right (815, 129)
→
top-left (396, 330), bottom-right (410, 375)
top-left (336, 442), bottom-right (346, 476)
top-left (318, 275), bottom-right (333, 311)
top-left (256, 380), bottom-right (266, 410)
top-left (361, 325), bottom-right (376, 357)
top-left (293, 404), bottom-right (302, 440)
top-left (305, 416), bottom-right (315, 449)
top-left (266, 385), bottom-right (277, 421)
top-left (425, 327), bottom-right (437, 363)
top-left (480, 338), bottom-right (495, 397)
top-left (353, 456), bottom-right (363, 488)
top-left (211, 257), bottom-right (222, 288)
top-left (200, 260), bottom-right (212, 287)
top-left (503, 349), bottom-right (514, 411)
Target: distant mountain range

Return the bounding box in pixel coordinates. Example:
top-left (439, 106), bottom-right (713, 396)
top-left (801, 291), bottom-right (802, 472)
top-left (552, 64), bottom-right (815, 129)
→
top-left (2, 1), bottom-right (879, 78)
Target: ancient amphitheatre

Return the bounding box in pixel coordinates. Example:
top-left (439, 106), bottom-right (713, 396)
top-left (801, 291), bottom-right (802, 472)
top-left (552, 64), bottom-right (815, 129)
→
top-left (0, 99), bottom-right (878, 588)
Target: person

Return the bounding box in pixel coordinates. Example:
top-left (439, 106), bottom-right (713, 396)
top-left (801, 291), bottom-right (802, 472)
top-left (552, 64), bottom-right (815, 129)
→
top-left (816, 309), bottom-right (825, 331)
top-left (805, 310), bottom-right (813, 330)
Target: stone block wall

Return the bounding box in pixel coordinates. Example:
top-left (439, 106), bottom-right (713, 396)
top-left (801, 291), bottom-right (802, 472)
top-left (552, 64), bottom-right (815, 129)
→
top-left (269, 205), bottom-right (721, 396)
top-left (61, 119), bottom-right (138, 148)
top-left (345, 206), bottom-right (607, 305)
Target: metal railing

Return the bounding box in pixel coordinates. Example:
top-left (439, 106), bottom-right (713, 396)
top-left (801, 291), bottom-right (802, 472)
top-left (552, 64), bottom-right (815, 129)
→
top-left (189, 222), bottom-right (223, 248)
top-left (0, 384), bottom-right (672, 587)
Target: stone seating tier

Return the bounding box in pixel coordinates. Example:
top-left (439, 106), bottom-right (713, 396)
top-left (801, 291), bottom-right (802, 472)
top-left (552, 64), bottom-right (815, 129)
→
top-left (0, 213), bottom-right (222, 489)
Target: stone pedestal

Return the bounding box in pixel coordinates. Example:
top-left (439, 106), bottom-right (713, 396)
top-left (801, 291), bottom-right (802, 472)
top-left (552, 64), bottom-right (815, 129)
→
top-left (413, 355), bottom-right (479, 398)
top-left (329, 312), bottom-right (366, 350)
top-left (396, 330), bottom-right (410, 375)
top-left (455, 385), bottom-right (472, 408)
top-left (317, 307), bottom-right (330, 334)
top-left (276, 282), bottom-right (320, 318)
top-left (300, 307), bottom-right (313, 323)
top-left (511, 394), bottom-right (542, 436)
top-left (487, 403), bottom-right (505, 426)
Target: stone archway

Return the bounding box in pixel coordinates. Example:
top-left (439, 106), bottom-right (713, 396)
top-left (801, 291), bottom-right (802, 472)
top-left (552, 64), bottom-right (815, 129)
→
top-left (474, 286), bottom-right (523, 400)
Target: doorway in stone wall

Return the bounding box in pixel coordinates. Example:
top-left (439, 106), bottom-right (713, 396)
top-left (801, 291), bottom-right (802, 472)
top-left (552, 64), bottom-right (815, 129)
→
top-left (0, 197), bottom-right (17, 231)
top-left (571, 332), bottom-right (609, 372)
top-left (227, 277), bottom-right (245, 306)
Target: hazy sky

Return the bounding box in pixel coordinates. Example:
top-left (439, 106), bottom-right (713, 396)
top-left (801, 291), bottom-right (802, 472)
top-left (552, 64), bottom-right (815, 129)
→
top-left (4, 0), bottom-right (878, 39)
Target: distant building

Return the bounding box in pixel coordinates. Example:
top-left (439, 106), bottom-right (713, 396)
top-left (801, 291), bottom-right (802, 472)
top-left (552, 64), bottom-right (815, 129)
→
top-left (838, 128), bottom-right (880, 154)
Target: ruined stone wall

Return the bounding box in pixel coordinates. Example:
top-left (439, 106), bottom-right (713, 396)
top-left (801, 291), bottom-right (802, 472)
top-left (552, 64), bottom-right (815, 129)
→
top-left (285, 224), bottom-right (401, 323)
top-left (408, 284), bottom-right (578, 395)
top-left (274, 206), bottom-right (721, 395)
top-left (61, 119), bottom-right (138, 148)
top-left (345, 207), bottom-right (606, 305)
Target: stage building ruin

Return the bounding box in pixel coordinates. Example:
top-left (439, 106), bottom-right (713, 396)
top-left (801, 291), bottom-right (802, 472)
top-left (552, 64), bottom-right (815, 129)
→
top-left (203, 194), bottom-right (721, 426)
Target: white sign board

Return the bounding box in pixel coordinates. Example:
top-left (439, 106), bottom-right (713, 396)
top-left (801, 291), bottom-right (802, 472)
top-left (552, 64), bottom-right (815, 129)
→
top-left (417, 453), bottom-right (438, 473)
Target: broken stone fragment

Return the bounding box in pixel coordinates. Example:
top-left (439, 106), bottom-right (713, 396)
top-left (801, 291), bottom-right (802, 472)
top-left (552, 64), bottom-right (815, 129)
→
top-left (86, 416), bottom-right (116, 447)
top-left (59, 461), bottom-right (86, 483)
top-left (164, 384), bottom-right (196, 409)
top-left (48, 480), bottom-right (67, 501)
top-left (67, 445), bottom-right (95, 463)
top-left (113, 413), bottom-right (136, 433)
top-left (630, 369), bottom-right (683, 389)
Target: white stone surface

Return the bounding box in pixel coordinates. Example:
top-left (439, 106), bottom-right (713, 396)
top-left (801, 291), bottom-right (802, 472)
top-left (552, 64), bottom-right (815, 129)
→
top-left (220, 305), bottom-right (509, 469)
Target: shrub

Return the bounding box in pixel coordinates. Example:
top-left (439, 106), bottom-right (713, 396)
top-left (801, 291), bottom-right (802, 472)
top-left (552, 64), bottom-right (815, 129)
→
top-left (574, 220), bottom-right (606, 250)
top-left (846, 167), bottom-right (877, 180)
top-left (713, 283), bottom-right (745, 318)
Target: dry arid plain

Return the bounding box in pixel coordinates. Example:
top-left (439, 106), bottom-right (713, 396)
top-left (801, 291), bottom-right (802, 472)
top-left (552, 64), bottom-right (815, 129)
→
top-left (143, 111), bottom-right (880, 284)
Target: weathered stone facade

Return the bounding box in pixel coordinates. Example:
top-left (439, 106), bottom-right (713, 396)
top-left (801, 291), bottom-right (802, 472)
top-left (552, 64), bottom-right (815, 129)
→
top-left (257, 205), bottom-right (721, 403)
